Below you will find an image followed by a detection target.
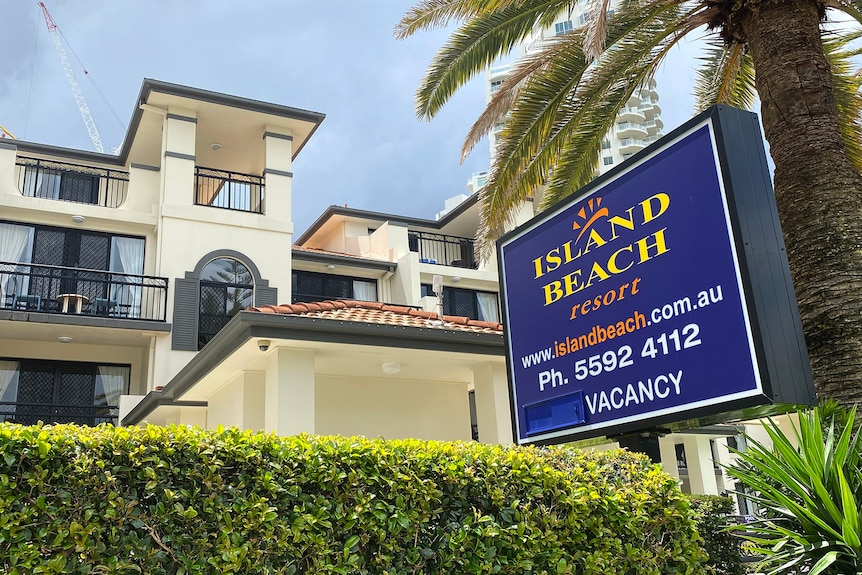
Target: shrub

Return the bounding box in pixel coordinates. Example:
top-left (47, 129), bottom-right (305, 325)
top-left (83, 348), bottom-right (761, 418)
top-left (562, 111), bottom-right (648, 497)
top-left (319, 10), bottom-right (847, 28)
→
top-left (687, 495), bottom-right (744, 575)
top-left (0, 424), bottom-right (706, 574)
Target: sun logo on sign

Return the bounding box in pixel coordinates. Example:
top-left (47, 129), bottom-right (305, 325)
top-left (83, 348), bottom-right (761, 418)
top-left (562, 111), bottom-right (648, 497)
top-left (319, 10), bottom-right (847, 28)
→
top-left (572, 197), bottom-right (609, 245)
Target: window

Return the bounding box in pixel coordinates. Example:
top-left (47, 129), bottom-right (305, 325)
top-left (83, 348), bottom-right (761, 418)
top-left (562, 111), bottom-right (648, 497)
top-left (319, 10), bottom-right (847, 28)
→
top-left (554, 20), bottom-right (573, 35)
top-left (292, 270), bottom-right (377, 304)
top-left (603, 157), bottom-right (614, 166)
top-left (0, 359), bottom-right (129, 426)
top-left (578, 12), bottom-right (592, 25)
top-left (601, 139), bottom-right (611, 150)
top-left (421, 285), bottom-right (499, 322)
top-left (490, 79), bottom-right (503, 93)
top-left (198, 258), bottom-right (255, 349)
top-left (22, 166), bottom-right (99, 204)
top-left (172, 250), bottom-right (275, 352)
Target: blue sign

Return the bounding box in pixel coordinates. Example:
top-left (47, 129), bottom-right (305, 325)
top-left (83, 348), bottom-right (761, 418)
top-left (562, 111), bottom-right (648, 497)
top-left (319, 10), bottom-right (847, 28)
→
top-left (500, 117), bottom-right (771, 444)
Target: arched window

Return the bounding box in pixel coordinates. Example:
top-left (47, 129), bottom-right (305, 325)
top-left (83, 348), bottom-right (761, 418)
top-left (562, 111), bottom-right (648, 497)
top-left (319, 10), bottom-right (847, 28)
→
top-left (197, 258), bottom-right (254, 349)
top-left (171, 250), bottom-right (276, 352)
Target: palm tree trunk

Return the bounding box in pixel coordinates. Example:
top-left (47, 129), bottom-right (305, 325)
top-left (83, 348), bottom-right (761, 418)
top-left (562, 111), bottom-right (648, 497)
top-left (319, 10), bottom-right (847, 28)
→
top-left (742, 0), bottom-right (862, 407)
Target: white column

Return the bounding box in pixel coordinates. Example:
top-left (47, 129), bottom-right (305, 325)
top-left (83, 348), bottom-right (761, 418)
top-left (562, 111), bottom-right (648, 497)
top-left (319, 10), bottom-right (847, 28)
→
top-left (658, 436), bottom-right (680, 481)
top-left (207, 371), bottom-right (265, 431)
top-left (263, 128), bottom-right (294, 223)
top-left (472, 363), bottom-right (513, 444)
top-left (265, 347), bottom-right (315, 435)
top-left (712, 437), bottom-right (736, 503)
top-left (682, 435), bottom-right (719, 495)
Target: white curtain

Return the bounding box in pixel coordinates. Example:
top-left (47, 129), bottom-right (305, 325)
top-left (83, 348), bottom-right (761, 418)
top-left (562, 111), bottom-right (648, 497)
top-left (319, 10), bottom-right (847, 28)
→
top-left (0, 361), bottom-right (19, 414)
top-left (111, 237), bottom-right (145, 317)
top-left (477, 292), bottom-right (500, 323)
top-left (0, 224), bottom-right (34, 307)
top-left (23, 167), bottom-right (60, 199)
top-left (96, 365), bottom-right (127, 412)
top-left (352, 280), bottom-right (377, 302)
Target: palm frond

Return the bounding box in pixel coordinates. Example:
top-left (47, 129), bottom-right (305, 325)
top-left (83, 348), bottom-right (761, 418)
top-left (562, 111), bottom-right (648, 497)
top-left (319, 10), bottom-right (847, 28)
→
top-left (460, 38), bottom-right (560, 160)
top-left (583, 0), bottom-right (612, 60)
top-left (477, 35), bottom-right (591, 249)
top-left (693, 38), bottom-right (756, 112)
top-left (410, 0), bottom-right (573, 119)
top-left (475, 1), bottom-right (694, 255)
top-left (828, 0), bottom-right (862, 27)
top-left (542, 3), bottom-right (701, 207)
top-left (823, 29), bottom-right (862, 174)
top-left (394, 0), bottom-right (518, 39)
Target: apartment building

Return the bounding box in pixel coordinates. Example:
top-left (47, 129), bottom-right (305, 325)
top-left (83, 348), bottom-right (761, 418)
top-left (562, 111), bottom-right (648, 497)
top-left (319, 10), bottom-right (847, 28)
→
top-left (0, 79), bottom-right (743, 500)
top-left (0, 78), bottom-right (516, 445)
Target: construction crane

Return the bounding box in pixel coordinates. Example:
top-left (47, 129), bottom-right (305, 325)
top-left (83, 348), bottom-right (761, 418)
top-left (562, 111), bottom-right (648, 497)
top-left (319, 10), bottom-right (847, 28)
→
top-left (38, 2), bottom-right (104, 153)
top-left (0, 124), bottom-right (15, 139)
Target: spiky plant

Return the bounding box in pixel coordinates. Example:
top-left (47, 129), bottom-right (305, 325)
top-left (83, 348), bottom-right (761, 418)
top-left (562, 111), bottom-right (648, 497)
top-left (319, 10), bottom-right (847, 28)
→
top-left (726, 406), bottom-right (862, 574)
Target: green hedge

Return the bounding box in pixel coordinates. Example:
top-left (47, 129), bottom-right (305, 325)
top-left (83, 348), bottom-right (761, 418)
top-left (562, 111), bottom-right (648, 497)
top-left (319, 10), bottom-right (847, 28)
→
top-left (0, 424), bottom-right (706, 574)
top-left (687, 495), bottom-right (744, 575)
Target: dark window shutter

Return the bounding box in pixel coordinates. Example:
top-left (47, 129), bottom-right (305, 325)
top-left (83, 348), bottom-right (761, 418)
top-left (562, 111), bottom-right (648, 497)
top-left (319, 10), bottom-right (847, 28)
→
top-left (172, 278), bottom-right (199, 351)
top-left (255, 286), bottom-right (277, 306)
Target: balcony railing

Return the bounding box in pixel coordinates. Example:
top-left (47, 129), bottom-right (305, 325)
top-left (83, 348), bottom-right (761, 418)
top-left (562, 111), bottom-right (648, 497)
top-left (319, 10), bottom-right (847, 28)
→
top-left (0, 402), bottom-right (118, 426)
top-left (0, 261), bottom-right (168, 321)
top-left (409, 231), bottom-right (478, 269)
top-left (16, 156), bottom-right (128, 208)
top-left (195, 166), bottom-right (264, 214)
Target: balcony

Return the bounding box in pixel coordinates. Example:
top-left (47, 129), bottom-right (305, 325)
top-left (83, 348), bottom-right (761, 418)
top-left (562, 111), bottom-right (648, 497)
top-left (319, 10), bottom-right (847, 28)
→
top-left (1, 261), bottom-right (168, 321)
top-left (617, 106), bottom-right (645, 122)
top-left (0, 402), bottom-right (118, 426)
top-left (409, 231), bottom-right (478, 269)
top-left (618, 138), bottom-right (647, 153)
top-left (16, 156), bottom-right (128, 208)
top-left (616, 122), bottom-right (648, 137)
top-left (195, 166), bottom-right (264, 214)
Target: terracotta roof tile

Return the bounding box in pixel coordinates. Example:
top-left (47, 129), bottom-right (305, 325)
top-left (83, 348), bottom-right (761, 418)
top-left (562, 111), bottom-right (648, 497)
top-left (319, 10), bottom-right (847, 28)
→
top-left (247, 300), bottom-right (503, 334)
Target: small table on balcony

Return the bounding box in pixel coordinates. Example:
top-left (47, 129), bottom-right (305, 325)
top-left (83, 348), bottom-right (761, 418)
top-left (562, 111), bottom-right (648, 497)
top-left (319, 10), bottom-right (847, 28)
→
top-left (57, 293), bottom-right (89, 314)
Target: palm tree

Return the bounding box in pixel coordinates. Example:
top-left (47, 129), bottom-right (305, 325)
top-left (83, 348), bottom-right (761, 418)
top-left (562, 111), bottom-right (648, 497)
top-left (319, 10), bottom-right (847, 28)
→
top-left (396, 0), bottom-right (862, 408)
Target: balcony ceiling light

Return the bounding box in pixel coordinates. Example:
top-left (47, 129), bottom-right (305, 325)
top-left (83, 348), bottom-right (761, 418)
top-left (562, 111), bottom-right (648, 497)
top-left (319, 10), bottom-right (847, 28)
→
top-left (58, 336), bottom-right (73, 343)
top-left (210, 142), bottom-right (223, 151)
top-left (325, 264), bottom-right (336, 270)
top-left (381, 362), bottom-right (401, 375)
top-left (71, 215), bottom-right (85, 223)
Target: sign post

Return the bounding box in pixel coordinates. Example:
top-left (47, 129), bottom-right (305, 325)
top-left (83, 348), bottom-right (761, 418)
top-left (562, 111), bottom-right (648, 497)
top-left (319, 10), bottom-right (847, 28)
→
top-left (498, 105), bottom-right (816, 446)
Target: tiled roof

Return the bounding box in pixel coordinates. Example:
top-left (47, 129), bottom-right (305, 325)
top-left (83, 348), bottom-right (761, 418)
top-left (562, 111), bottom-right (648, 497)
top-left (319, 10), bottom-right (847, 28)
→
top-left (292, 245), bottom-right (392, 263)
top-left (247, 300), bottom-right (503, 334)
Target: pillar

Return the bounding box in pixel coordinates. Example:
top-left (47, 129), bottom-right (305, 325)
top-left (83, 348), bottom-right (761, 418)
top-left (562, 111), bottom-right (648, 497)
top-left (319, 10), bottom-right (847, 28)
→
top-left (682, 435), bottom-right (720, 495)
top-left (472, 363), bottom-right (513, 444)
top-left (265, 347), bottom-right (315, 435)
top-left (658, 436), bottom-right (680, 480)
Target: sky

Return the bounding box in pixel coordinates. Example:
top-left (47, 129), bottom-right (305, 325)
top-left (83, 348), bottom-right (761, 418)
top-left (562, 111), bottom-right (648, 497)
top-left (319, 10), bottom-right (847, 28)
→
top-left (0, 1), bottom-right (702, 236)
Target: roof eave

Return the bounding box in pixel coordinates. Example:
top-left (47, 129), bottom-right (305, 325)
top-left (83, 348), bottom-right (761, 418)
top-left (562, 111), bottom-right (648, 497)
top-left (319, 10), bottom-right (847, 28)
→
top-left (122, 311), bottom-right (503, 426)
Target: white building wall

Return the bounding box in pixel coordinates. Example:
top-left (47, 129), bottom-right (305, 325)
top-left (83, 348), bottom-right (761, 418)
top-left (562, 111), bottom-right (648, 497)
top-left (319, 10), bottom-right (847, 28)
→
top-left (315, 374), bottom-right (472, 441)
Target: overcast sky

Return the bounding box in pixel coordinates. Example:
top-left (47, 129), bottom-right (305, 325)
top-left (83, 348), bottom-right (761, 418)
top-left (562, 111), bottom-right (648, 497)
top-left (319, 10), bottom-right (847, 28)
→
top-left (0, 1), bottom-right (701, 235)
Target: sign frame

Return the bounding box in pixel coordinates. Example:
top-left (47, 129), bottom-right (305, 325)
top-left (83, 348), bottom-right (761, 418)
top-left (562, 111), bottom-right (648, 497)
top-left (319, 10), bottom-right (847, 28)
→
top-left (497, 105), bottom-right (816, 445)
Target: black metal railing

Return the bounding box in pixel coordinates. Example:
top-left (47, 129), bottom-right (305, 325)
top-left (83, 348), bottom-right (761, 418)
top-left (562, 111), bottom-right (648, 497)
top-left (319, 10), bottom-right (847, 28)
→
top-left (195, 166), bottom-right (264, 214)
top-left (0, 261), bottom-right (168, 321)
top-left (16, 156), bottom-right (128, 208)
top-left (0, 402), bottom-right (118, 426)
top-left (408, 231), bottom-right (478, 269)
